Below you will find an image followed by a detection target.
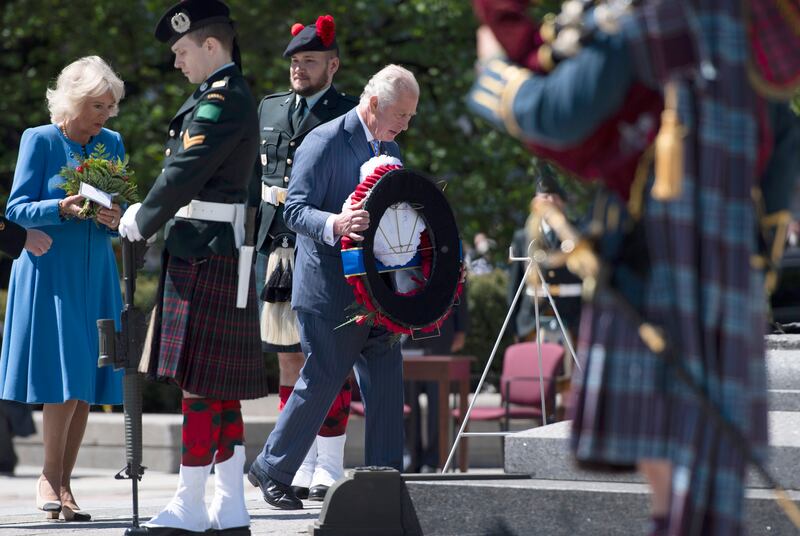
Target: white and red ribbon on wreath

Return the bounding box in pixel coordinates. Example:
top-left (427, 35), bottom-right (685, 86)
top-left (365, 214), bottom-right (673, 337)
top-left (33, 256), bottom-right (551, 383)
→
top-left (340, 157), bottom-right (464, 335)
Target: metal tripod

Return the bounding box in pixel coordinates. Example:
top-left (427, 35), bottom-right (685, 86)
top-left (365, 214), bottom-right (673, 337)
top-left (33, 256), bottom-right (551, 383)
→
top-left (442, 240), bottom-right (580, 472)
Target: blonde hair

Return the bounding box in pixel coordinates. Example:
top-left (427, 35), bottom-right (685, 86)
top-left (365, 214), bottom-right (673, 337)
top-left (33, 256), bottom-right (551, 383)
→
top-left (360, 64), bottom-right (419, 108)
top-left (46, 56), bottom-right (125, 123)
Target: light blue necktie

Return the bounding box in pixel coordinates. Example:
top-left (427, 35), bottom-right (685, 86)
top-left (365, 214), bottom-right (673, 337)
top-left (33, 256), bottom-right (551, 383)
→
top-left (369, 139), bottom-right (381, 156)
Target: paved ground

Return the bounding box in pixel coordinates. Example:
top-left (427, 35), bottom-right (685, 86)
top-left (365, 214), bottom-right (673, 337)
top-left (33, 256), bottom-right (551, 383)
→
top-left (0, 466), bottom-right (323, 535)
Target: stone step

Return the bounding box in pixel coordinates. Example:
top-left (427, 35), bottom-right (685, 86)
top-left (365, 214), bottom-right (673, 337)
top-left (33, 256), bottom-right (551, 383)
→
top-left (765, 334), bottom-right (800, 351)
top-left (13, 336), bottom-right (796, 474)
top-left (770, 389), bottom-right (800, 411)
top-left (14, 406), bottom-right (524, 473)
top-left (504, 412), bottom-right (800, 490)
top-left (766, 348), bottom-right (800, 391)
top-left (405, 476), bottom-right (800, 536)
top-left (765, 339), bottom-right (800, 410)
top-left (14, 412), bottom-right (276, 473)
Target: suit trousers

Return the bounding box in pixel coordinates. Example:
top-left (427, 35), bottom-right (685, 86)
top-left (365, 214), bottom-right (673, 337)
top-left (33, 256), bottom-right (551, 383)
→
top-left (258, 311), bottom-right (404, 484)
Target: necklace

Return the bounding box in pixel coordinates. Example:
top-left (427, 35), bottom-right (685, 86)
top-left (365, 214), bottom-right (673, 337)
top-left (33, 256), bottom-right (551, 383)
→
top-left (60, 123), bottom-right (90, 156)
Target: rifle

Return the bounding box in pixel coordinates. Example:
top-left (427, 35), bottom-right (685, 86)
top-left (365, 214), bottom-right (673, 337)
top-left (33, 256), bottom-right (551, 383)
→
top-left (97, 237), bottom-right (149, 534)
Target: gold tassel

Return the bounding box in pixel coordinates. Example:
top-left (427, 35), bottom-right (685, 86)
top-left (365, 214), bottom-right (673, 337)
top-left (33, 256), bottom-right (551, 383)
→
top-left (540, 14), bottom-right (557, 43)
top-left (652, 81), bottom-right (685, 201)
top-left (524, 207), bottom-right (544, 291)
top-left (537, 45), bottom-right (555, 73)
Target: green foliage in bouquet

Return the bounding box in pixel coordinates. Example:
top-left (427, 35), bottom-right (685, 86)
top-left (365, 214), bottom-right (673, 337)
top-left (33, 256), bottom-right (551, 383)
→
top-left (58, 143), bottom-right (139, 220)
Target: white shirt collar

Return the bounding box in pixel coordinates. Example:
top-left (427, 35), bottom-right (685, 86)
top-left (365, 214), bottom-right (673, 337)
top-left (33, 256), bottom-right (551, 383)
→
top-left (296, 85), bottom-right (331, 113)
top-left (356, 107), bottom-right (375, 143)
top-left (206, 62), bottom-right (235, 83)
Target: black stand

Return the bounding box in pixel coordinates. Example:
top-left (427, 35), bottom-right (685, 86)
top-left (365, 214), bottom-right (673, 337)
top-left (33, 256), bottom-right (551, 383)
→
top-left (311, 467), bottom-right (422, 536)
top-left (97, 238), bottom-right (149, 534)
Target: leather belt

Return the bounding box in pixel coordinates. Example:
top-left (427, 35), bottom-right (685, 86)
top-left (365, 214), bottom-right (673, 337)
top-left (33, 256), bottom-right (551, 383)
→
top-left (176, 199), bottom-right (239, 223)
top-left (262, 184), bottom-right (287, 206)
top-left (175, 199), bottom-right (252, 308)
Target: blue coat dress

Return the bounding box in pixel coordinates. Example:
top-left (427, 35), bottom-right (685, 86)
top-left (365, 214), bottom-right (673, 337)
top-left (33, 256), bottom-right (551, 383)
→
top-left (0, 124), bottom-right (123, 404)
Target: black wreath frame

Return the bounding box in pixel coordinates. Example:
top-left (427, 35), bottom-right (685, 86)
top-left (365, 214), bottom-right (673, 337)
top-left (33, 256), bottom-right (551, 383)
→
top-left (360, 168), bottom-right (462, 329)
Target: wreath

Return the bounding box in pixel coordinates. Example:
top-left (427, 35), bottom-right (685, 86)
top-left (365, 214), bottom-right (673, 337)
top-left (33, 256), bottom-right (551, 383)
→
top-left (340, 156), bottom-right (464, 335)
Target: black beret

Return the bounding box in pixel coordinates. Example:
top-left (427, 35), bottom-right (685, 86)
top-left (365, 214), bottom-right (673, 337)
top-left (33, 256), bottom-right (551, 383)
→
top-left (283, 15), bottom-right (338, 57)
top-left (154, 0), bottom-right (233, 45)
top-left (535, 164), bottom-right (566, 199)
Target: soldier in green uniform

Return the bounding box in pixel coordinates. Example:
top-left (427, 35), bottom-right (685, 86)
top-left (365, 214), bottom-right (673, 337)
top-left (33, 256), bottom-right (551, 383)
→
top-left (250, 15), bottom-right (357, 502)
top-left (119, 1), bottom-right (267, 534)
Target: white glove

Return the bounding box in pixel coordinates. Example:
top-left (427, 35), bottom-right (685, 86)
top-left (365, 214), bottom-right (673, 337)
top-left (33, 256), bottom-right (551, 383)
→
top-left (119, 203), bottom-right (144, 241)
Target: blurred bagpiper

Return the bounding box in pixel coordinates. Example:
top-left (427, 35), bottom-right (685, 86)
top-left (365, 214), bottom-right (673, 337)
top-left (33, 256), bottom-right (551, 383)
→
top-left (468, 0), bottom-right (800, 534)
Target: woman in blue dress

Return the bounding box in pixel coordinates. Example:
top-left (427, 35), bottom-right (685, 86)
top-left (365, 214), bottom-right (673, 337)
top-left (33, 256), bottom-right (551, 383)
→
top-left (0, 56), bottom-right (126, 522)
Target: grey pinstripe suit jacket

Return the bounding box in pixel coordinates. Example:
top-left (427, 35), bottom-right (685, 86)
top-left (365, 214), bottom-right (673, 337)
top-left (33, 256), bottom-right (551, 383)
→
top-left (284, 108), bottom-right (401, 323)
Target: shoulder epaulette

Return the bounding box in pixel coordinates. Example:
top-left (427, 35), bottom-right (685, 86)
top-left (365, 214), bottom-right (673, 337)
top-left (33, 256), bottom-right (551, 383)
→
top-left (261, 90), bottom-right (293, 103)
top-left (210, 76), bottom-right (230, 89)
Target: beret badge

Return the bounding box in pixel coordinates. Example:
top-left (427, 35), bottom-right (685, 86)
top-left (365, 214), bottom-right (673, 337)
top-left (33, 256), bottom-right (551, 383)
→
top-left (171, 11), bottom-right (191, 34)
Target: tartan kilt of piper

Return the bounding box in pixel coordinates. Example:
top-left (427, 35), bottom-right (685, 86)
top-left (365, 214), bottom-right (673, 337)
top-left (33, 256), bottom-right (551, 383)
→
top-left (144, 253), bottom-right (269, 400)
top-left (569, 187), bottom-right (770, 533)
top-left (568, 290), bottom-right (670, 471)
top-left (569, 188), bottom-right (769, 532)
top-left (568, 2), bottom-right (777, 532)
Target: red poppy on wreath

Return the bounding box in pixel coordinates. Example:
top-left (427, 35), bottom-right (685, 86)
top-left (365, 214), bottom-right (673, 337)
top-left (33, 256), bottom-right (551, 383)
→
top-left (340, 156), bottom-right (465, 336)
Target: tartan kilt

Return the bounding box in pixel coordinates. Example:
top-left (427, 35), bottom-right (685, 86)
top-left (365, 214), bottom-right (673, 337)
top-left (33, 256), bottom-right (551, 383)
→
top-left (569, 292), bottom-right (670, 470)
top-left (569, 175), bottom-right (769, 534)
top-left (565, 2), bottom-right (779, 532)
top-left (146, 254), bottom-right (269, 400)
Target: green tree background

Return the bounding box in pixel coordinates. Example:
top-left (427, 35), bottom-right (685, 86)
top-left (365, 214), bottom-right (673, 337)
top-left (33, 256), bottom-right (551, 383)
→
top-left (0, 0), bottom-right (570, 254)
top-left (2, 1), bottom-right (796, 398)
top-left (0, 0), bottom-right (568, 389)
top-left (0, 0), bottom-right (793, 262)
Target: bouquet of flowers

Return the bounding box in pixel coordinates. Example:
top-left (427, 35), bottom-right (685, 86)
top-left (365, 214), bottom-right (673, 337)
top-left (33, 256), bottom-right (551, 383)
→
top-left (58, 143), bottom-right (139, 220)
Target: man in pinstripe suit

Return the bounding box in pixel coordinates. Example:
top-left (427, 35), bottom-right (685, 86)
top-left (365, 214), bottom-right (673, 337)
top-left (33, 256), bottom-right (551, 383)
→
top-left (248, 64), bottom-right (419, 510)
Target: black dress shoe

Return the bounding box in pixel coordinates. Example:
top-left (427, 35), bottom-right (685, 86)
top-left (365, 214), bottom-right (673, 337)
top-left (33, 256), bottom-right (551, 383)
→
top-left (291, 486), bottom-right (309, 500)
top-left (128, 527), bottom-right (208, 535)
top-left (307, 484), bottom-right (329, 501)
top-left (247, 466), bottom-right (303, 510)
top-left (216, 527), bottom-right (251, 536)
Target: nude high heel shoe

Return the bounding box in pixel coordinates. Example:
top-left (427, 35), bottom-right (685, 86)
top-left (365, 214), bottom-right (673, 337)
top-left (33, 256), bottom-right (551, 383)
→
top-left (61, 488), bottom-right (91, 522)
top-left (61, 504), bottom-right (92, 522)
top-left (36, 475), bottom-right (61, 519)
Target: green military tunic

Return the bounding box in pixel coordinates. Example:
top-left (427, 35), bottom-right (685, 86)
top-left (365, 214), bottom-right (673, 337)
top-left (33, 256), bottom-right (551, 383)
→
top-left (137, 63), bottom-right (258, 259)
top-left (138, 63), bottom-right (268, 400)
top-left (250, 85), bottom-right (357, 252)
